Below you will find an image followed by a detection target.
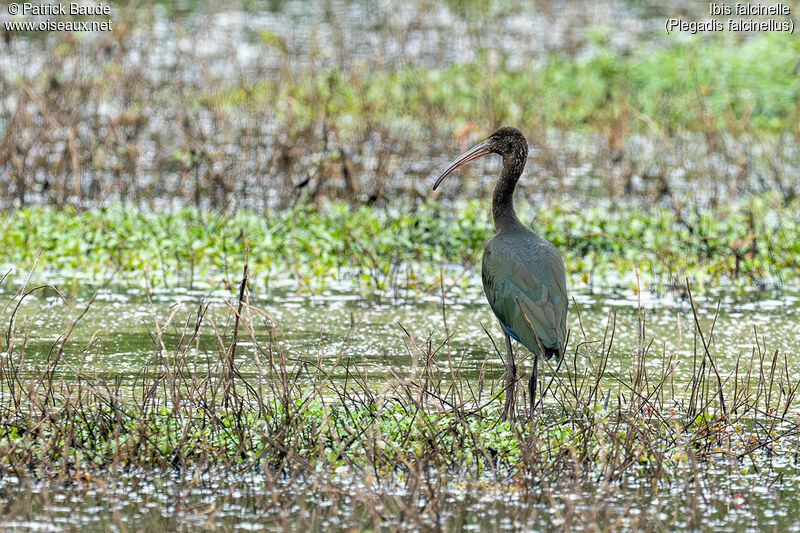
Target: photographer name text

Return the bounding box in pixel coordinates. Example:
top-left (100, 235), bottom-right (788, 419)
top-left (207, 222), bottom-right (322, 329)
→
top-left (5, 3), bottom-right (113, 33)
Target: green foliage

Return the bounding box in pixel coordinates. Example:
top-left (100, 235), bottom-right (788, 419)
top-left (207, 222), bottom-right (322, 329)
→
top-left (1, 192), bottom-right (796, 293)
top-left (224, 32), bottom-right (800, 137)
top-left (0, 392), bottom-right (689, 473)
top-left (0, 192), bottom-right (796, 293)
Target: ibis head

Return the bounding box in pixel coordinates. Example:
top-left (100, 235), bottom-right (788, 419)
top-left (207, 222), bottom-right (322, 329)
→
top-left (433, 126), bottom-right (528, 191)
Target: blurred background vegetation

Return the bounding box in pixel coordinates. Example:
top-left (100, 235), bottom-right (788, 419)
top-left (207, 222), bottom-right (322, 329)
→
top-left (3, 0), bottom-right (799, 209)
top-left (1, 0), bottom-right (799, 290)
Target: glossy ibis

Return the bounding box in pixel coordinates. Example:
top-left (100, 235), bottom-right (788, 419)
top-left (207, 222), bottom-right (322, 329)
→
top-left (433, 126), bottom-right (568, 419)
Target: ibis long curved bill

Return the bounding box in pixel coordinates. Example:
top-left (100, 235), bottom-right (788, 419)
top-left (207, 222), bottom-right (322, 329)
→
top-left (432, 139), bottom-right (492, 190)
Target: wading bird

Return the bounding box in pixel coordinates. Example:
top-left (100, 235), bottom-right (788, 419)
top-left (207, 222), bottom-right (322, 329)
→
top-left (433, 126), bottom-right (567, 419)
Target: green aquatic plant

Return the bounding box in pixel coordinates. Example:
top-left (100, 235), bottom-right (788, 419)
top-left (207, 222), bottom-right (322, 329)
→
top-left (0, 193), bottom-right (797, 294)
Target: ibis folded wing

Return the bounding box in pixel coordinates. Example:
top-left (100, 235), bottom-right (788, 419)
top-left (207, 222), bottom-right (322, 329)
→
top-left (482, 233), bottom-right (568, 358)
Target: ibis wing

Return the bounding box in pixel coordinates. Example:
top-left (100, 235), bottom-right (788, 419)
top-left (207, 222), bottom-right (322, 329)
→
top-left (482, 236), bottom-right (568, 356)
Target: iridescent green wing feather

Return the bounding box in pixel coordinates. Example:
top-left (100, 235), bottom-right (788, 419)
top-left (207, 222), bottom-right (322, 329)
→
top-left (482, 232), bottom-right (567, 356)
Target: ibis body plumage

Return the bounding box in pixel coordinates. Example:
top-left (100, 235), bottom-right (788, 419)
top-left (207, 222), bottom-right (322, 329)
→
top-left (434, 126), bottom-right (568, 419)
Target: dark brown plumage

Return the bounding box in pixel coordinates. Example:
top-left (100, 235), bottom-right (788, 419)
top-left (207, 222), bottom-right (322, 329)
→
top-left (434, 126), bottom-right (568, 419)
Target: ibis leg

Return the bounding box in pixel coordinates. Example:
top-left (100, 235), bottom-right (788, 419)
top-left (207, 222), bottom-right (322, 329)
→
top-left (501, 331), bottom-right (516, 420)
top-left (529, 352), bottom-right (539, 414)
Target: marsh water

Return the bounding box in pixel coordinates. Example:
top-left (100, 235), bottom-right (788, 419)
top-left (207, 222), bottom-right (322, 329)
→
top-left (2, 275), bottom-right (800, 529)
top-left (3, 461), bottom-right (800, 530)
top-left (0, 0), bottom-right (732, 212)
top-left (4, 277), bottom-right (800, 388)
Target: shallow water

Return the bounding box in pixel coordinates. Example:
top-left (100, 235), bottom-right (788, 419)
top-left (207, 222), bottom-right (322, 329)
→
top-left (2, 453), bottom-right (800, 530)
top-left (3, 274), bottom-right (799, 401)
top-left (2, 275), bottom-right (800, 529)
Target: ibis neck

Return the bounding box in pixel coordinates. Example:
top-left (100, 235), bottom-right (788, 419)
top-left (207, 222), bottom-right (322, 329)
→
top-left (492, 155), bottom-right (524, 232)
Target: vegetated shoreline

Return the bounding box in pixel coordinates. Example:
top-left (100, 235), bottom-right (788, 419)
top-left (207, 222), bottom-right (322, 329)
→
top-left (1, 258), bottom-right (799, 529)
top-left (0, 191), bottom-right (797, 296)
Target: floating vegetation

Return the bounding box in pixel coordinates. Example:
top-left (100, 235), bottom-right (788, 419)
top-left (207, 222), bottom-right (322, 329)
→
top-left (1, 193), bottom-right (797, 294)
